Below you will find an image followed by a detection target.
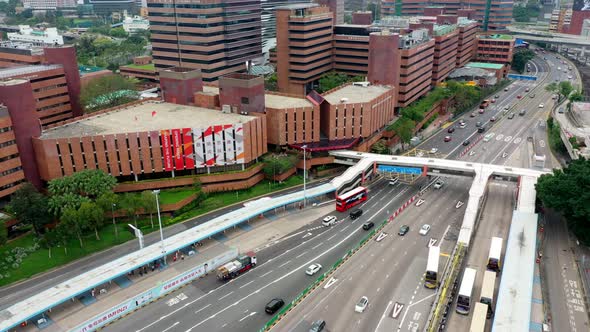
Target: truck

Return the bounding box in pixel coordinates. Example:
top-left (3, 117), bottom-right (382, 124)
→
top-left (216, 252), bottom-right (257, 281)
top-left (479, 99), bottom-right (490, 109)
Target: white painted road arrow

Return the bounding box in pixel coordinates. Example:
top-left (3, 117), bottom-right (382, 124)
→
top-left (302, 232), bottom-right (313, 239)
top-left (392, 302), bottom-right (405, 319)
top-left (428, 238), bottom-right (438, 248)
top-left (456, 201), bottom-right (464, 209)
top-left (415, 199), bottom-right (425, 207)
top-left (376, 232), bottom-right (388, 242)
top-left (324, 277), bottom-right (338, 289)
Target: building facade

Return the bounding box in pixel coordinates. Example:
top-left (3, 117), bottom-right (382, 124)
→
top-left (456, 17), bottom-right (478, 67)
top-left (261, 0), bottom-right (312, 55)
top-left (276, 4), bottom-right (334, 95)
top-left (397, 32), bottom-right (435, 107)
top-left (0, 42), bottom-right (44, 68)
top-left (7, 26), bottom-right (64, 46)
top-left (0, 106), bottom-right (25, 199)
top-left (475, 34), bottom-right (514, 71)
top-left (148, 0), bottom-right (262, 83)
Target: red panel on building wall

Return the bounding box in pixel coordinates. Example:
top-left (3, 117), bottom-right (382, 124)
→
top-left (183, 128), bottom-right (195, 169)
top-left (171, 128), bottom-right (184, 170)
top-left (160, 130), bottom-right (173, 171)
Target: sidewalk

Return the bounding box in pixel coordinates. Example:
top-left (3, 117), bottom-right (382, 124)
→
top-left (24, 203), bottom-right (335, 332)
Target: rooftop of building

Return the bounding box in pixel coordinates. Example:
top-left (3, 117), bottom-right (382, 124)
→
top-left (322, 84), bottom-right (392, 105)
top-left (265, 93), bottom-right (313, 109)
top-left (466, 62), bottom-right (505, 70)
top-left (433, 23), bottom-right (458, 36)
top-left (40, 101), bottom-right (256, 139)
top-left (121, 63), bottom-right (156, 71)
top-left (478, 34), bottom-right (514, 40)
top-left (275, 3), bottom-right (319, 10)
top-left (0, 64), bottom-right (62, 80)
top-left (0, 41), bottom-right (44, 55)
top-left (457, 17), bottom-right (478, 27)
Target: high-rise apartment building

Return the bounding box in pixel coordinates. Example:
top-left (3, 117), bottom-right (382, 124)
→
top-left (275, 4), bottom-right (333, 95)
top-left (475, 34), bottom-right (514, 73)
top-left (397, 31), bottom-right (435, 107)
top-left (261, 0), bottom-right (312, 54)
top-left (456, 17), bottom-right (478, 67)
top-left (380, 0), bottom-right (514, 32)
top-left (148, 0), bottom-right (262, 83)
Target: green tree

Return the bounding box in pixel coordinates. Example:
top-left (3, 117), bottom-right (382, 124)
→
top-left (263, 154), bottom-right (297, 178)
top-left (366, 2), bottom-right (381, 21)
top-left (0, 223), bottom-right (7, 246)
top-left (141, 191), bottom-right (157, 229)
top-left (264, 72), bottom-right (278, 91)
top-left (110, 27), bottom-right (128, 38)
top-left (559, 81), bottom-right (574, 100)
top-left (512, 49), bottom-right (536, 73)
top-left (80, 75), bottom-right (138, 113)
top-left (48, 169), bottom-right (116, 216)
top-left (370, 140), bottom-right (390, 154)
top-left (536, 158), bottom-right (590, 245)
top-left (317, 72), bottom-right (364, 93)
top-left (389, 117), bottom-right (416, 148)
top-left (120, 193), bottom-right (141, 227)
top-left (513, 5), bottom-right (530, 22)
top-left (344, 14), bottom-right (352, 24)
top-left (60, 208), bottom-right (88, 248)
top-left (39, 230), bottom-right (59, 258)
top-left (9, 183), bottom-right (51, 237)
top-left (78, 202), bottom-right (104, 240)
top-left (96, 192), bottom-right (119, 238)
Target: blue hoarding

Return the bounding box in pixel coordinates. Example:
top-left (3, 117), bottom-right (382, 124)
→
top-left (507, 74), bottom-right (537, 81)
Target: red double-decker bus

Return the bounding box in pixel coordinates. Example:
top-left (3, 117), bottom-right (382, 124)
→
top-left (335, 186), bottom-right (368, 212)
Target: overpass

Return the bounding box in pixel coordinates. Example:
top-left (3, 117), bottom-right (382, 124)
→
top-left (0, 152), bottom-right (547, 331)
top-left (508, 26), bottom-right (590, 48)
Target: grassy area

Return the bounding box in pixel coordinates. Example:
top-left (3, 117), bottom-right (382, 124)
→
top-left (158, 189), bottom-right (195, 205)
top-left (0, 175), bottom-right (305, 287)
top-left (124, 63), bottom-right (155, 71)
top-left (0, 224), bottom-right (134, 287)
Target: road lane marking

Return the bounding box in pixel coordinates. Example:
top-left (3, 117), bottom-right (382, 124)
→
top-left (340, 225), bottom-right (350, 232)
top-left (327, 233), bottom-right (338, 241)
top-left (311, 243), bottom-right (323, 250)
top-left (278, 260), bottom-right (291, 268)
top-left (239, 280), bottom-right (255, 289)
top-left (218, 292), bottom-right (233, 301)
top-left (375, 300), bottom-right (393, 332)
top-left (194, 304), bottom-right (212, 315)
top-left (295, 251), bottom-right (308, 259)
top-left (238, 312), bottom-right (256, 322)
top-left (162, 322), bottom-right (179, 332)
top-left (259, 270), bottom-right (273, 278)
top-left (183, 225), bottom-right (364, 331)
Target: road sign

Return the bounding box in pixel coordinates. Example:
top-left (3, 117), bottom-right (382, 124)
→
top-left (392, 302), bottom-right (405, 319)
top-left (378, 165), bottom-right (422, 175)
top-left (507, 74), bottom-right (538, 81)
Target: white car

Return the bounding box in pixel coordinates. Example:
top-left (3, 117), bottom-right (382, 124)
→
top-left (430, 148), bottom-right (438, 154)
top-left (433, 180), bottom-right (444, 189)
top-left (419, 224), bottom-right (431, 236)
top-left (539, 103), bottom-right (544, 108)
top-left (459, 122), bottom-right (467, 129)
top-left (355, 296), bottom-right (369, 313)
top-left (322, 215), bottom-right (337, 226)
top-left (305, 263), bottom-right (322, 276)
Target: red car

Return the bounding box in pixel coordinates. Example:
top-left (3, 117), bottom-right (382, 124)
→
top-left (491, 99), bottom-right (496, 103)
top-left (517, 95), bottom-right (522, 99)
top-left (444, 136), bottom-right (452, 142)
top-left (490, 116), bottom-right (496, 122)
top-left (525, 88), bottom-right (530, 92)
top-left (479, 108), bottom-right (485, 114)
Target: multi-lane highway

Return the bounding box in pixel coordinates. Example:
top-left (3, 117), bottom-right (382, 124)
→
top-left (106, 180), bottom-right (424, 332)
top-left (273, 177), bottom-right (470, 332)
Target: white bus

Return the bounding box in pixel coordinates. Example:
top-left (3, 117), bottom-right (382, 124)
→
top-left (486, 237), bottom-right (503, 272)
top-left (424, 246), bottom-right (440, 289)
top-left (480, 270), bottom-right (496, 319)
top-left (456, 267), bottom-right (477, 315)
top-left (469, 302), bottom-right (488, 332)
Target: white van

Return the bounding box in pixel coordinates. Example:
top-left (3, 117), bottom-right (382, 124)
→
top-left (484, 133), bottom-right (494, 142)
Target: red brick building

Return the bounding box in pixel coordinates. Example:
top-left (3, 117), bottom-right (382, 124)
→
top-left (119, 56), bottom-right (158, 82)
top-left (0, 105), bottom-right (25, 198)
top-left (456, 17), bottom-right (479, 67)
top-left (431, 17), bottom-right (460, 86)
top-left (0, 41), bottom-right (44, 68)
top-left (475, 34), bottom-right (515, 72)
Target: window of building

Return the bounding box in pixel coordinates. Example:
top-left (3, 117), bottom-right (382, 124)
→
top-left (241, 97), bottom-right (249, 104)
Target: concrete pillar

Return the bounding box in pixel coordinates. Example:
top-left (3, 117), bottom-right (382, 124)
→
top-left (581, 46), bottom-right (586, 58)
top-left (558, 44), bottom-right (563, 53)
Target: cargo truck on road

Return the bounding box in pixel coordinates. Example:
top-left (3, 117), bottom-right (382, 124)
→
top-left (216, 252), bottom-right (257, 281)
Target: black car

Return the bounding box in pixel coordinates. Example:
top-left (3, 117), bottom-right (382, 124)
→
top-left (447, 127), bottom-right (455, 133)
top-left (362, 222), bottom-right (375, 230)
top-left (265, 298), bottom-right (285, 314)
top-left (398, 225), bottom-right (410, 236)
top-left (350, 208), bottom-right (363, 220)
top-left (309, 320), bottom-right (326, 332)
top-left (462, 140), bottom-right (470, 146)
top-left (477, 127), bottom-right (485, 133)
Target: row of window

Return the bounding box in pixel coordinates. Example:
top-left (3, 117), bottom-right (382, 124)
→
top-left (0, 126), bottom-right (12, 133)
top-left (334, 106), bottom-right (365, 138)
top-left (0, 179), bottom-right (24, 192)
top-left (0, 165), bottom-right (22, 177)
top-left (0, 153), bottom-right (19, 163)
top-left (0, 139), bottom-right (16, 149)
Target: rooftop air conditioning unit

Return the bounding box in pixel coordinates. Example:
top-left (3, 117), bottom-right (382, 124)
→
top-left (221, 105), bottom-right (231, 114)
top-left (353, 82), bottom-right (370, 87)
top-left (340, 97), bottom-right (349, 103)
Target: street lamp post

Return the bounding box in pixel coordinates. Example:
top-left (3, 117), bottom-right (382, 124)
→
top-left (111, 203), bottom-right (118, 239)
top-left (302, 145), bottom-right (307, 207)
top-left (153, 190), bottom-right (166, 263)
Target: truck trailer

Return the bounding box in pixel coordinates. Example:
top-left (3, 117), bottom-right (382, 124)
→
top-left (216, 252), bottom-right (257, 281)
